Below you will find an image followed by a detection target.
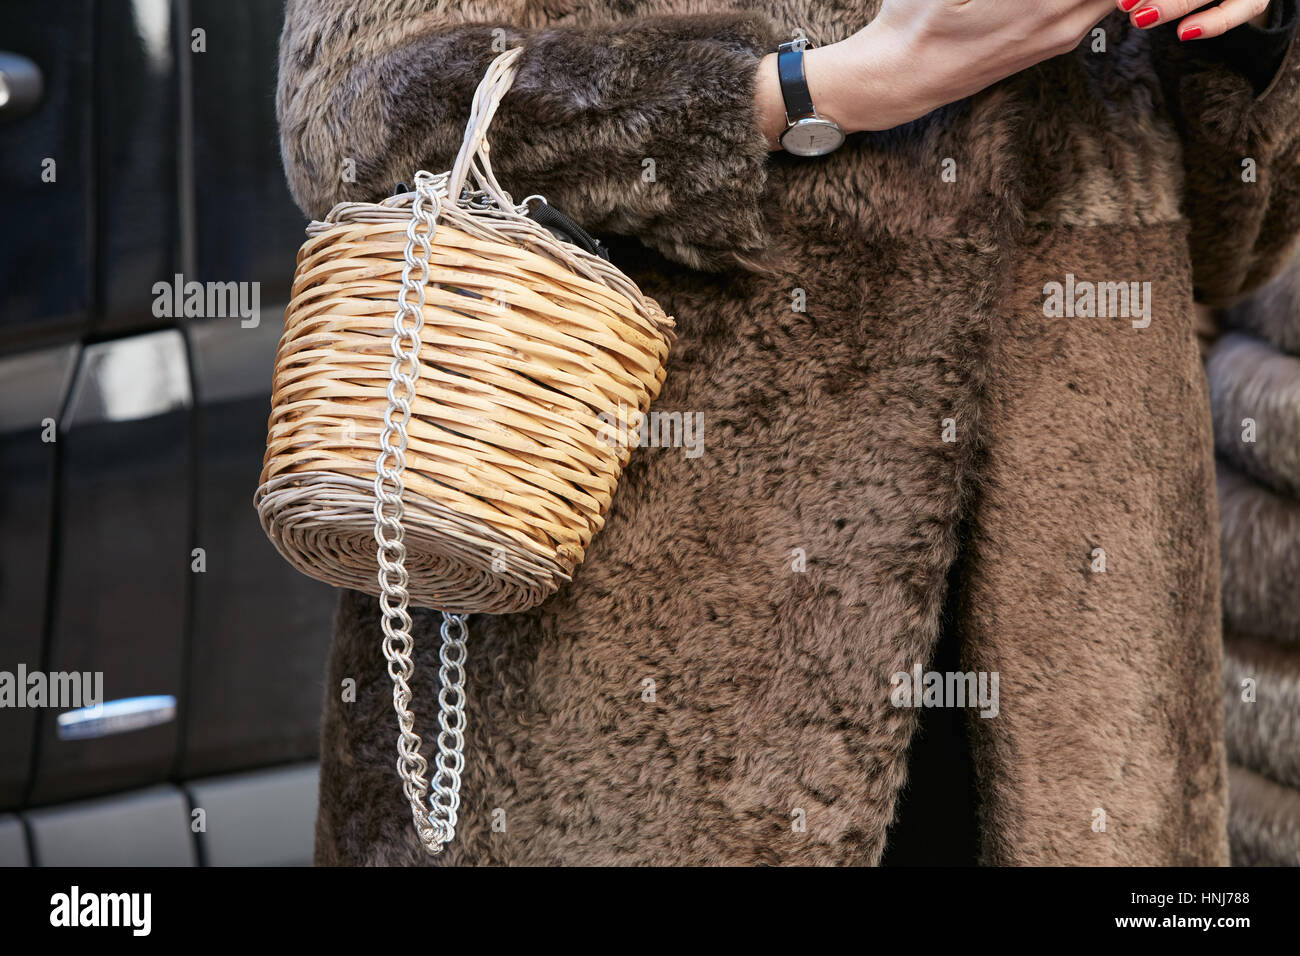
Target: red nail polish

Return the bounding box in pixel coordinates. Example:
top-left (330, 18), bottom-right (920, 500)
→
top-left (1134, 7), bottom-right (1159, 27)
top-left (1180, 25), bottom-right (1202, 40)
top-left (1119, 0), bottom-right (1140, 11)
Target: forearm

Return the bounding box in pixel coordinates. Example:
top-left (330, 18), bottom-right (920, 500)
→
top-left (754, 0), bottom-right (1275, 151)
top-left (755, 1), bottom-right (1118, 150)
top-left (753, 24), bottom-right (920, 148)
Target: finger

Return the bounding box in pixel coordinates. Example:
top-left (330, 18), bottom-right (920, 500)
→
top-left (1116, 0), bottom-right (1215, 28)
top-left (1173, 0), bottom-right (1272, 39)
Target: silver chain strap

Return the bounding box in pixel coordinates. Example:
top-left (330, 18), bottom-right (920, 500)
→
top-left (374, 170), bottom-right (469, 856)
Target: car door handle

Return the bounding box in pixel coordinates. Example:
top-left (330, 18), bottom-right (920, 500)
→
top-left (56, 695), bottom-right (178, 741)
top-left (0, 52), bottom-right (43, 122)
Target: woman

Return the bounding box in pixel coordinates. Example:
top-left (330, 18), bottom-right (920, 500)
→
top-left (277, 0), bottom-right (1300, 864)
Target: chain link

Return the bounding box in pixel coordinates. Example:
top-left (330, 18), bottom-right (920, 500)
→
top-left (373, 170), bottom-right (469, 856)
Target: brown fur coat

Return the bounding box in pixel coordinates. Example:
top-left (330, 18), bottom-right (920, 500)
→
top-left (276, 0), bottom-right (1300, 865)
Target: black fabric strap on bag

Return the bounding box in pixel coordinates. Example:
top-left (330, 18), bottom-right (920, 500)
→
top-left (525, 199), bottom-right (611, 261)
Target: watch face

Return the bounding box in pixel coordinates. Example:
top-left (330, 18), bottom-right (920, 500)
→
top-left (780, 117), bottom-right (845, 157)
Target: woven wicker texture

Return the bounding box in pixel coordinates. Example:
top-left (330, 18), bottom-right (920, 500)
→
top-left (255, 51), bottom-right (674, 615)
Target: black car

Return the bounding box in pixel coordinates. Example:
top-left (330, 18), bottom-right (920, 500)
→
top-left (0, 0), bottom-right (332, 867)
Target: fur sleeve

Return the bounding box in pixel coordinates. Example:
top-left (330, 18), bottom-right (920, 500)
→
top-left (276, 0), bottom-right (781, 271)
top-left (1148, 1), bottom-right (1300, 306)
top-left (1216, 460), bottom-right (1300, 643)
top-left (1226, 763), bottom-right (1300, 865)
top-left (1223, 249), bottom-right (1300, 354)
top-left (1207, 332), bottom-right (1300, 497)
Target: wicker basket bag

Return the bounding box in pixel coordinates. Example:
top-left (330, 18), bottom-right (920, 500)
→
top-left (254, 47), bottom-right (674, 854)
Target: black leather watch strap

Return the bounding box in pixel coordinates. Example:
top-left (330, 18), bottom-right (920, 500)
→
top-left (776, 40), bottom-right (815, 122)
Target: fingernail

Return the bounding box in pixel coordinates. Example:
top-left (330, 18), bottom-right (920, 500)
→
top-left (1179, 25), bottom-right (1202, 40)
top-left (1134, 7), bottom-right (1160, 27)
top-left (1119, 0), bottom-right (1141, 10)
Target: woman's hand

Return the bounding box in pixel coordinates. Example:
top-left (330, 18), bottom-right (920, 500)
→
top-left (756, 0), bottom-right (1117, 146)
top-left (1115, 0), bottom-right (1273, 40)
top-left (756, 0), bottom-right (1277, 147)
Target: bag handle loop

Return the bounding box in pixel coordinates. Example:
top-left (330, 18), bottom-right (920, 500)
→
top-left (448, 46), bottom-right (524, 209)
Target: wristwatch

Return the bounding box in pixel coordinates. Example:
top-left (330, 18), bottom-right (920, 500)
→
top-left (775, 38), bottom-right (846, 157)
